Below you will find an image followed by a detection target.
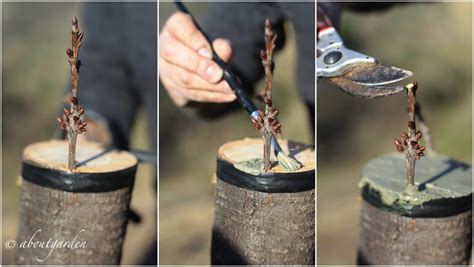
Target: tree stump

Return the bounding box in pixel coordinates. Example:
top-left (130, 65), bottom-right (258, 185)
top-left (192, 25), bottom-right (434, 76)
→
top-left (211, 138), bottom-right (315, 265)
top-left (358, 153), bottom-right (472, 265)
top-left (15, 139), bottom-right (138, 265)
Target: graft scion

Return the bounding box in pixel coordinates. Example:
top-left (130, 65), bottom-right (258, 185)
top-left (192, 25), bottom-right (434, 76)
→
top-left (393, 81), bottom-right (425, 191)
top-left (57, 17), bottom-right (87, 171)
top-left (251, 19), bottom-right (281, 172)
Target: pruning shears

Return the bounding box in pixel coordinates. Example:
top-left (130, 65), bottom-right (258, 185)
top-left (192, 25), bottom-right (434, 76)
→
top-left (317, 25), bottom-right (413, 98)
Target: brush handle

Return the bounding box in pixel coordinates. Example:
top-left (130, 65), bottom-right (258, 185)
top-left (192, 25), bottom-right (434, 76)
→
top-left (175, 0), bottom-right (283, 154)
top-left (213, 57), bottom-right (258, 114)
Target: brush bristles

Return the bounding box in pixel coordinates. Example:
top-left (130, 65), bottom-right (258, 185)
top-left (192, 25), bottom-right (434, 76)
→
top-left (277, 152), bottom-right (302, 172)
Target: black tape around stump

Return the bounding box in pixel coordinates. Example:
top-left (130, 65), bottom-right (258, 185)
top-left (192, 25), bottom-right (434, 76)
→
top-left (216, 157), bottom-right (315, 193)
top-left (361, 185), bottom-right (472, 218)
top-left (21, 160), bottom-right (137, 193)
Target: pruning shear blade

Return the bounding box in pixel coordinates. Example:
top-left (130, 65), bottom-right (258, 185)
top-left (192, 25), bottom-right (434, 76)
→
top-left (325, 76), bottom-right (405, 99)
top-left (343, 63), bottom-right (413, 87)
top-left (317, 26), bottom-right (413, 98)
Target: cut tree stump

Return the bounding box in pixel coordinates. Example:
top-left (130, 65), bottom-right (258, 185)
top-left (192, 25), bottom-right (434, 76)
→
top-left (15, 139), bottom-right (138, 265)
top-left (358, 153), bottom-right (472, 265)
top-left (211, 138), bottom-right (315, 265)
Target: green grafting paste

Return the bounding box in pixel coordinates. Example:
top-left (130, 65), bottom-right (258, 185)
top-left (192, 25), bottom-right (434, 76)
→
top-left (359, 153), bottom-right (472, 208)
top-left (233, 158), bottom-right (269, 175)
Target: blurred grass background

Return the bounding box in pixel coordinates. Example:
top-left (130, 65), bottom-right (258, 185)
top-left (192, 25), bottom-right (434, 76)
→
top-left (318, 2), bottom-right (472, 264)
top-left (2, 3), bottom-right (156, 264)
top-left (159, 2), bottom-right (312, 265)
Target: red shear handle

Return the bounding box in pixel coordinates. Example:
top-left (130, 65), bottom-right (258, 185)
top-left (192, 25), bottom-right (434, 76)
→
top-left (317, 26), bottom-right (333, 35)
top-left (317, 26), bottom-right (334, 43)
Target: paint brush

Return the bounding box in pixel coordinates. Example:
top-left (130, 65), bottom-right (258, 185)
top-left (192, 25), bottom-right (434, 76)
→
top-left (174, 1), bottom-right (301, 172)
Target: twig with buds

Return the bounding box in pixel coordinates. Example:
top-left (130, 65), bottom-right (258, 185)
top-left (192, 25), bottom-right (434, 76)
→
top-left (393, 81), bottom-right (425, 191)
top-left (57, 17), bottom-right (87, 171)
top-left (251, 19), bottom-right (281, 172)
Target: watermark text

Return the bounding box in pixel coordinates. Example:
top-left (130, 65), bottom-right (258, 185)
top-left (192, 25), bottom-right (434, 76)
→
top-left (5, 229), bottom-right (88, 262)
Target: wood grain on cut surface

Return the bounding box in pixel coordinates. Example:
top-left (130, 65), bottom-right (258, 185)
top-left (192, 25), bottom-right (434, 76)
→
top-left (23, 139), bottom-right (137, 173)
top-left (218, 138), bottom-right (315, 173)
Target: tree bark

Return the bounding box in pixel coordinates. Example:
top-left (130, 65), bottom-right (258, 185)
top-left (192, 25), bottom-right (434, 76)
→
top-left (15, 181), bottom-right (133, 265)
top-left (358, 200), bottom-right (472, 265)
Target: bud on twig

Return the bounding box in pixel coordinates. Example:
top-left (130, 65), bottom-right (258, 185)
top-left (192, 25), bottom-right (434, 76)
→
top-left (252, 18), bottom-right (281, 172)
top-left (57, 16), bottom-right (86, 171)
top-left (393, 81), bottom-right (425, 191)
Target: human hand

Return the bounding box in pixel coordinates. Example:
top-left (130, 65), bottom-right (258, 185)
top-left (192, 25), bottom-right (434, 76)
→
top-left (159, 12), bottom-right (236, 107)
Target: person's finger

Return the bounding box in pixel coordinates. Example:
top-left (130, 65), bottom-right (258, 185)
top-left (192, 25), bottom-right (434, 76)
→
top-left (161, 74), bottom-right (236, 105)
top-left (160, 76), bottom-right (188, 107)
top-left (165, 12), bottom-right (213, 59)
top-left (160, 34), bottom-right (223, 83)
top-left (184, 87), bottom-right (237, 103)
top-left (160, 59), bottom-right (233, 94)
top-left (213, 38), bottom-right (233, 62)
top-left (160, 59), bottom-right (236, 105)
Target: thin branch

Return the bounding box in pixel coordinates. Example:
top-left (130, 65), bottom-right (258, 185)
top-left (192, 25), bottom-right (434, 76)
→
top-left (393, 81), bottom-right (425, 191)
top-left (57, 16), bottom-right (87, 171)
top-left (251, 19), bottom-right (282, 172)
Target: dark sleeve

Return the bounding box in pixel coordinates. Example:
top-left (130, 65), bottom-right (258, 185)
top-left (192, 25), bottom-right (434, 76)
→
top-left (203, 3), bottom-right (285, 89)
top-left (188, 3), bottom-right (286, 119)
top-left (317, 3), bottom-right (399, 29)
top-left (317, 2), bottom-right (343, 28)
top-left (76, 3), bottom-right (139, 149)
